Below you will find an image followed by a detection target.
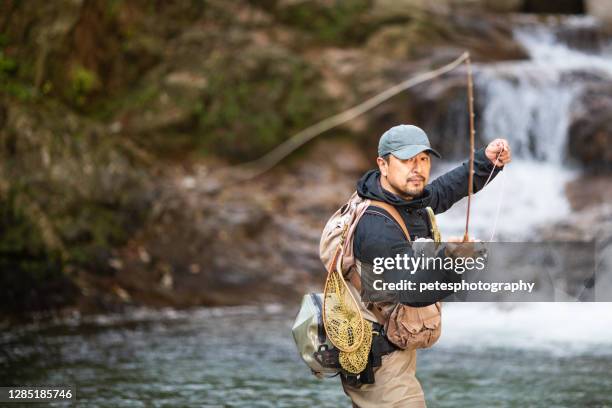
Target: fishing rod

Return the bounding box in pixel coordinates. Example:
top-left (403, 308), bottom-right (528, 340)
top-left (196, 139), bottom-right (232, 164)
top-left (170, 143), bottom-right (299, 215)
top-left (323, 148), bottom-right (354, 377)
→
top-left (464, 53), bottom-right (475, 243)
top-left (462, 53), bottom-right (507, 243)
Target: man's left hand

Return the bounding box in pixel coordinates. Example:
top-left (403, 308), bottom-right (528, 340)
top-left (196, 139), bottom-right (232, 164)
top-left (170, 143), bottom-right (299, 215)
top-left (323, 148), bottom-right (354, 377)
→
top-left (485, 138), bottom-right (512, 167)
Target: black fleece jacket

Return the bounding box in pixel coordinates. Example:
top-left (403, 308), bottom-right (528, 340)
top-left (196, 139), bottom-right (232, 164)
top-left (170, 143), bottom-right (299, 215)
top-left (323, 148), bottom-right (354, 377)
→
top-left (353, 147), bottom-right (502, 306)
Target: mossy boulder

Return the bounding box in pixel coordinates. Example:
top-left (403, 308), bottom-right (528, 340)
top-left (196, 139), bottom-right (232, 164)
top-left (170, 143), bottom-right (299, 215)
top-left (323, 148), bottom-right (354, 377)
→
top-left (193, 45), bottom-right (334, 161)
top-left (0, 96), bottom-right (152, 312)
top-left (254, 0), bottom-right (376, 45)
top-left (0, 189), bottom-right (78, 314)
top-left (365, 10), bottom-right (526, 61)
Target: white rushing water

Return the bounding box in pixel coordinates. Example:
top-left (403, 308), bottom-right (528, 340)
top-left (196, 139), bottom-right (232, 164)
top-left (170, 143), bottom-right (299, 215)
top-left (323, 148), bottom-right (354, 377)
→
top-left (434, 159), bottom-right (574, 241)
top-left (438, 302), bottom-right (612, 356)
top-left (433, 15), bottom-right (612, 352)
top-left (481, 15), bottom-right (612, 164)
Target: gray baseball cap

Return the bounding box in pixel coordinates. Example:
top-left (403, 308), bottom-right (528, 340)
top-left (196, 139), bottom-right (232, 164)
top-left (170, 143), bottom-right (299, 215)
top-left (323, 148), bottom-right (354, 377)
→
top-left (378, 124), bottom-right (441, 160)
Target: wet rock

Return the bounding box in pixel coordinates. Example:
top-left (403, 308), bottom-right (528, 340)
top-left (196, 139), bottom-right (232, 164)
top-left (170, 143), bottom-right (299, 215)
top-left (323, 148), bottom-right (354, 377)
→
top-left (107, 139), bottom-right (366, 307)
top-left (523, 0), bottom-right (585, 14)
top-left (365, 11), bottom-right (526, 62)
top-left (537, 184), bottom-right (612, 296)
top-left (565, 174), bottom-right (612, 211)
top-left (540, 175), bottom-right (612, 272)
top-left (554, 18), bottom-right (612, 53)
top-left (482, 0), bottom-right (523, 13)
top-left (405, 74), bottom-right (476, 158)
top-left (537, 204), bottom-right (612, 266)
top-left (370, 0), bottom-right (523, 18)
top-left (568, 83), bottom-right (612, 171)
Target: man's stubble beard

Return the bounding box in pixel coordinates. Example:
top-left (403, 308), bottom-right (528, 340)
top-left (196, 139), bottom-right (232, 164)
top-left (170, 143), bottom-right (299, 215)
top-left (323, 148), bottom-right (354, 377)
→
top-left (392, 181), bottom-right (424, 200)
top-left (400, 188), bottom-right (423, 200)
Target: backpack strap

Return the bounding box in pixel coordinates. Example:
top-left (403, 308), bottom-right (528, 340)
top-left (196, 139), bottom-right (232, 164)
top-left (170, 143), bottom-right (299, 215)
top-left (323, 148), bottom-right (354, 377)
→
top-left (368, 200), bottom-right (410, 241)
top-left (349, 200), bottom-right (411, 326)
top-left (349, 270), bottom-right (386, 326)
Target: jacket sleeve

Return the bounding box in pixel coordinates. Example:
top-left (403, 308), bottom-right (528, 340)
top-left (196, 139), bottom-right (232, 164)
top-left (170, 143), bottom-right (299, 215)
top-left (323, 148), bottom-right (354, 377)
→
top-left (427, 147), bottom-right (503, 214)
top-left (354, 211), bottom-right (463, 307)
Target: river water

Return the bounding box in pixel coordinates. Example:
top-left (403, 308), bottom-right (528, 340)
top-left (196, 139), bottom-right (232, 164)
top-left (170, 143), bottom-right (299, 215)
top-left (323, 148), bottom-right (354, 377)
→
top-left (3, 14), bottom-right (612, 408)
top-left (2, 303), bottom-right (612, 407)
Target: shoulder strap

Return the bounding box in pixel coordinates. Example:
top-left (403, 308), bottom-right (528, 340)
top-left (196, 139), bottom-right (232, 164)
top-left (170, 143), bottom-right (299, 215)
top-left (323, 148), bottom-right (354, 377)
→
top-left (348, 269), bottom-right (386, 326)
top-left (349, 200), bottom-right (410, 327)
top-left (368, 200), bottom-right (410, 241)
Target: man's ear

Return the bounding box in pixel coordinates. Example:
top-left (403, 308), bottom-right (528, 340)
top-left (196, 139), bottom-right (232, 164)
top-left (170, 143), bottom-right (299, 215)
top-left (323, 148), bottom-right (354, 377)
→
top-left (377, 157), bottom-right (388, 177)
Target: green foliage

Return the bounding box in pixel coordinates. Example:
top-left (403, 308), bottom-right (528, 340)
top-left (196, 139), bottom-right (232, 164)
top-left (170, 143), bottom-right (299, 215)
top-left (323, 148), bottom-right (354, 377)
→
top-left (59, 200), bottom-right (144, 270)
top-left (0, 51), bottom-right (36, 101)
top-left (94, 84), bottom-right (159, 121)
top-left (0, 190), bottom-right (76, 313)
top-left (195, 47), bottom-right (334, 162)
top-left (0, 53), bottom-right (17, 74)
top-left (106, 0), bottom-right (123, 18)
top-left (0, 192), bottom-right (47, 255)
top-left (274, 0), bottom-right (374, 45)
top-left (0, 81), bottom-right (35, 101)
top-left (0, 94), bottom-right (153, 315)
top-left (69, 65), bottom-right (101, 106)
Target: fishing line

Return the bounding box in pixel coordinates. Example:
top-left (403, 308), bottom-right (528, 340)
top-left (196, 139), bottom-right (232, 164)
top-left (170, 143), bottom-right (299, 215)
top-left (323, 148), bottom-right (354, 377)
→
top-left (489, 164), bottom-right (507, 242)
top-left (220, 52), bottom-right (471, 181)
top-left (477, 148), bottom-right (507, 242)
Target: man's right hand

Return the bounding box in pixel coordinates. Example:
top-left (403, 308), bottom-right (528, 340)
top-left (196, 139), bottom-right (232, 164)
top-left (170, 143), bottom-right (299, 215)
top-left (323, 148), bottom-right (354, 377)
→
top-left (485, 138), bottom-right (512, 167)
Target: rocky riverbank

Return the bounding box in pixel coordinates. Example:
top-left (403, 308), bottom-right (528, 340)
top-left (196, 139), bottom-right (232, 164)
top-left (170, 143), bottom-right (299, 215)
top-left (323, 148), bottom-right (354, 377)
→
top-left (1, 0), bottom-right (610, 318)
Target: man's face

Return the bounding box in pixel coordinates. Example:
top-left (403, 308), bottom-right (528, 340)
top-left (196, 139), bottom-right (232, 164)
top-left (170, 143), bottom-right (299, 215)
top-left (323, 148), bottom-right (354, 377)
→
top-left (377, 152), bottom-right (431, 199)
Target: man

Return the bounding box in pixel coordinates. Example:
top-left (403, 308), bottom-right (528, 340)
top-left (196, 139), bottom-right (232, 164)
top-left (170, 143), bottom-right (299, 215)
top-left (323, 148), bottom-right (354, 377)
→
top-left (342, 124), bottom-right (511, 407)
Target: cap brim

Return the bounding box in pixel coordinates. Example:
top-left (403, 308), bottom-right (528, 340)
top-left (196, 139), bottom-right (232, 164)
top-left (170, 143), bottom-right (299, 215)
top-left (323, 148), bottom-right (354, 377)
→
top-left (391, 145), bottom-right (441, 160)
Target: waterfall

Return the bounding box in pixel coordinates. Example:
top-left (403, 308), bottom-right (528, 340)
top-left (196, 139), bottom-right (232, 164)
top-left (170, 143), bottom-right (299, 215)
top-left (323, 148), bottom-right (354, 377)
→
top-left (434, 15), bottom-right (612, 241)
top-left (431, 15), bottom-right (612, 352)
top-left (481, 15), bottom-right (612, 164)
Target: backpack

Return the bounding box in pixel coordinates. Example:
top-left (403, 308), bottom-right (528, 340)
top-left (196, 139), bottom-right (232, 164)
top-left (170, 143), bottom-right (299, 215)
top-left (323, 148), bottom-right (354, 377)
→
top-left (292, 192), bottom-right (442, 377)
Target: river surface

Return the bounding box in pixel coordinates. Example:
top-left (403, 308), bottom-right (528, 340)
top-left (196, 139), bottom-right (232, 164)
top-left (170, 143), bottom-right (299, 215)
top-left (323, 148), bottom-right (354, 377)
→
top-left (2, 303), bottom-right (612, 407)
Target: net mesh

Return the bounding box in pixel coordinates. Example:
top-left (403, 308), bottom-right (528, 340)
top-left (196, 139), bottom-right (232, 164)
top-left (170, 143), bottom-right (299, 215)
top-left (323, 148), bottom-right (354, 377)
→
top-left (323, 262), bottom-right (371, 374)
top-left (338, 321), bottom-right (372, 374)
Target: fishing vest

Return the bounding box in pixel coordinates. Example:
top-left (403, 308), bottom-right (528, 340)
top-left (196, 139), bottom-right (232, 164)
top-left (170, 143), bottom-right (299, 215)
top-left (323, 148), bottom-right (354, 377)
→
top-left (320, 192), bottom-right (442, 350)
